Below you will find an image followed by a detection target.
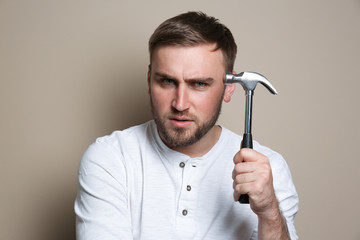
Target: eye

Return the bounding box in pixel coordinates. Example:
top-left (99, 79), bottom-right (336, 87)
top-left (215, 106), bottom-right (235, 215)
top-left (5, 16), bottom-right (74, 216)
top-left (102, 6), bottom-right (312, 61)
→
top-left (193, 81), bottom-right (208, 88)
top-left (163, 78), bottom-right (175, 85)
top-left (157, 77), bottom-right (176, 88)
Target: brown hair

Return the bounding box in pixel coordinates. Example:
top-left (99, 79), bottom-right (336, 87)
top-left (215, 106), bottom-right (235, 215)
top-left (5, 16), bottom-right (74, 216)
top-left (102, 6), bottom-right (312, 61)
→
top-left (148, 11), bottom-right (237, 72)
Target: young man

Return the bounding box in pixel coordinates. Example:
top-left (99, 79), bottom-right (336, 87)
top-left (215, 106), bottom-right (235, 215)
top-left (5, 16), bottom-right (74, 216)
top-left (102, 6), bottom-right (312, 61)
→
top-left (75, 12), bottom-right (298, 239)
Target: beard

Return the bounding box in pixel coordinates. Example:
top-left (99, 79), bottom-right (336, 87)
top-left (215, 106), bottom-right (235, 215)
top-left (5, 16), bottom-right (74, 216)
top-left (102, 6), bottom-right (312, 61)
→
top-left (150, 91), bottom-right (224, 149)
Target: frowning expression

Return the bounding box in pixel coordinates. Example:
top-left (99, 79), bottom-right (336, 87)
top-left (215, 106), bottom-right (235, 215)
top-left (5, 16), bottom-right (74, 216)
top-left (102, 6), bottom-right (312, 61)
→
top-left (148, 43), bottom-right (234, 149)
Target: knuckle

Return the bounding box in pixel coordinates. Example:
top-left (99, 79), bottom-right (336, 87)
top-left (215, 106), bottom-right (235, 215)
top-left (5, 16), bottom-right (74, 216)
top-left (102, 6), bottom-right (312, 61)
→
top-left (264, 163), bottom-right (271, 171)
top-left (253, 182), bottom-right (264, 194)
top-left (260, 162), bottom-right (271, 173)
top-left (259, 172), bottom-right (268, 181)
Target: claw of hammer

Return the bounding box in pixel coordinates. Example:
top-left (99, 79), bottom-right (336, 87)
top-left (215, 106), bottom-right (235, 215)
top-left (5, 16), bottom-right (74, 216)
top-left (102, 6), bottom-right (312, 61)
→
top-left (225, 72), bottom-right (278, 95)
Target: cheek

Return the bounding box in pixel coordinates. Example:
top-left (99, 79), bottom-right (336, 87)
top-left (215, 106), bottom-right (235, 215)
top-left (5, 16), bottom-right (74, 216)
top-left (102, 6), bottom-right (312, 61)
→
top-left (195, 95), bottom-right (217, 115)
top-left (150, 88), bottom-right (171, 110)
top-left (200, 90), bottom-right (223, 108)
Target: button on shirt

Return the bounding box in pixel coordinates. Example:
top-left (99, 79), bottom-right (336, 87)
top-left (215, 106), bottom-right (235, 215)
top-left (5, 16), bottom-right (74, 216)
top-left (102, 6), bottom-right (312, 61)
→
top-left (75, 120), bottom-right (299, 240)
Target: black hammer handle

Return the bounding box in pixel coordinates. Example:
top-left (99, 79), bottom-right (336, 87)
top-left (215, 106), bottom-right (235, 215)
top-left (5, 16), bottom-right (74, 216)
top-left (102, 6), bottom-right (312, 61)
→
top-left (238, 133), bottom-right (252, 204)
top-left (241, 133), bottom-right (253, 149)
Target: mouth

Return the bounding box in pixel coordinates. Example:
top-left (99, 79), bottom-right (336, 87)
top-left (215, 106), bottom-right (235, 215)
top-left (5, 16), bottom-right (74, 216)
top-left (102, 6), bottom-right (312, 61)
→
top-left (169, 116), bottom-right (194, 127)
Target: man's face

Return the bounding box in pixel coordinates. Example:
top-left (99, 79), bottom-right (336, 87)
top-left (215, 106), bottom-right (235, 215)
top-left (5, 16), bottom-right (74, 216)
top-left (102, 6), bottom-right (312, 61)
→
top-left (148, 44), bottom-right (234, 149)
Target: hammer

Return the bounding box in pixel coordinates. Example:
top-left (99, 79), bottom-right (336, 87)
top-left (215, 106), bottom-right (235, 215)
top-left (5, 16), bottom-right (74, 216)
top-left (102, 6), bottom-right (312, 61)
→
top-left (225, 72), bottom-right (278, 204)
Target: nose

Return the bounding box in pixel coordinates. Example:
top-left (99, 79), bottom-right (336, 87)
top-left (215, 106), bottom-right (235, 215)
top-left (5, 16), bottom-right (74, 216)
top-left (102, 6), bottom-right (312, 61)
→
top-left (172, 84), bottom-right (190, 112)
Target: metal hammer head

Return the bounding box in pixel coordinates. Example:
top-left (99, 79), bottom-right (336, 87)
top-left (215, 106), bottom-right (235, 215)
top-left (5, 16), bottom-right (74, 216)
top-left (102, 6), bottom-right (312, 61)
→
top-left (225, 72), bottom-right (278, 94)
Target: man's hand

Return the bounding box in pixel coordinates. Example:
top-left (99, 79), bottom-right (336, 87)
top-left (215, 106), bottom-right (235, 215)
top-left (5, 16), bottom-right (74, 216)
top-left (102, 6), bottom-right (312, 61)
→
top-left (232, 148), bottom-right (277, 213)
top-left (232, 148), bottom-right (290, 239)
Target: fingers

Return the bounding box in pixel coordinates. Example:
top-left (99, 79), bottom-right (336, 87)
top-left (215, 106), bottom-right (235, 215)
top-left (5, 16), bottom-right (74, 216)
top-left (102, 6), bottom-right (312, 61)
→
top-left (232, 149), bottom-right (269, 179)
top-left (233, 183), bottom-right (253, 202)
top-left (232, 161), bottom-right (257, 177)
top-left (232, 169), bottom-right (266, 193)
top-left (232, 148), bottom-right (272, 202)
top-left (232, 171), bottom-right (256, 184)
top-left (233, 148), bottom-right (268, 164)
top-left (232, 173), bottom-right (270, 202)
top-left (232, 168), bottom-right (257, 202)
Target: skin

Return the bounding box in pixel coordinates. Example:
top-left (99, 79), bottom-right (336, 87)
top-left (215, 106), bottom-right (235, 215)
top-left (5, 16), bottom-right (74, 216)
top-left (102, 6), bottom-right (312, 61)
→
top-left (148, 43), bottom-right (234, 157)
top-left (148, 43), bottom-right (290, 239)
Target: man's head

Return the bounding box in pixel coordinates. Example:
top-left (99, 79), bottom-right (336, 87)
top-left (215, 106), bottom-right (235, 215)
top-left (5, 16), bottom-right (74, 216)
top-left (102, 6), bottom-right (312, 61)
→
top-left (147, 12), bottom-right (236, 152)
top-left (149, 11), bottom-right (237, 72)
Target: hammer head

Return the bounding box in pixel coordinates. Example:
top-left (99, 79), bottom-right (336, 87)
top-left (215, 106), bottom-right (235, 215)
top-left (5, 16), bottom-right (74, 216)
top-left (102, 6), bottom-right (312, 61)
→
top-left (225, 72), bottom-right (278, 94)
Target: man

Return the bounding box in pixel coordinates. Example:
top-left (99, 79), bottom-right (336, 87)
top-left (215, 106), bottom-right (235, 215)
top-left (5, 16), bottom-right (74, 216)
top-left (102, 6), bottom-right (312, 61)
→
top-left (75, 11), bottom-right (298, 239)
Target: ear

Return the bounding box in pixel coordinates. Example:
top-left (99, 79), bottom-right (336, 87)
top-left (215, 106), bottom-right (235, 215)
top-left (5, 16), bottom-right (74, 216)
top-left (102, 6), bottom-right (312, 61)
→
top-left (223, 83), bottom-right (235, 103)
top-left (147, 64), bottom-right (151, 95)
top-left (223, 70), bottom-right (237, 102)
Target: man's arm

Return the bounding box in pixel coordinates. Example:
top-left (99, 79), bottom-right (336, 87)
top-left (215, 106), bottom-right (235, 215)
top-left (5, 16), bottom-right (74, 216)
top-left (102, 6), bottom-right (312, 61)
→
top-left (257, 199), bottom-right (290, 240)
top-left (74, 141), bottom-right (133, 240)
top-left (232, 148), bottom-right (292, 240)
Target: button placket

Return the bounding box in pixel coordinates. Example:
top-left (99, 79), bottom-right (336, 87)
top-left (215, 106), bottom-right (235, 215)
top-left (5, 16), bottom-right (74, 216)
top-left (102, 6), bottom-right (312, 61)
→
top-left (179, 159), bottom-right (199, 218)
top-left (174, 159), bottom-right (199, 238)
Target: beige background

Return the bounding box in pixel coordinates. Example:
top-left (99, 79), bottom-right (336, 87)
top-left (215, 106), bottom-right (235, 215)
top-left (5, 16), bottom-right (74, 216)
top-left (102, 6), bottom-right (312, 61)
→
top-left (1, 0), bottom-right (359, 239)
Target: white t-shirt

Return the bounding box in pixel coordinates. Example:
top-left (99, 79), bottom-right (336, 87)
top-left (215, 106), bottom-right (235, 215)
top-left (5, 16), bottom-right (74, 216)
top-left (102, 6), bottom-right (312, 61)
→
top-left (75, 120), bottom-right (298, 239)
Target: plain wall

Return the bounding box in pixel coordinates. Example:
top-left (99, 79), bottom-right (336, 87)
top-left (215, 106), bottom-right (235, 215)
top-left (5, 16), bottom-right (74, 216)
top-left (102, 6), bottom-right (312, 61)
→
top-left (1, 1), bottom-right (359, 239)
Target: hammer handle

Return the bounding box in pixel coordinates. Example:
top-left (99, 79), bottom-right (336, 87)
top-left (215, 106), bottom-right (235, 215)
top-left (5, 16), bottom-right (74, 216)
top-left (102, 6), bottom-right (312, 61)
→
top-left (241, 132), bottom-right (253, 149)
top-left (238, 133), bottom-right (252, 204)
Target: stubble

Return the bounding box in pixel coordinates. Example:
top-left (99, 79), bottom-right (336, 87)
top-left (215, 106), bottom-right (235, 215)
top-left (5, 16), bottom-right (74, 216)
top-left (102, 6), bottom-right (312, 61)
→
top-left (150, 90), bottom-right (225, 148)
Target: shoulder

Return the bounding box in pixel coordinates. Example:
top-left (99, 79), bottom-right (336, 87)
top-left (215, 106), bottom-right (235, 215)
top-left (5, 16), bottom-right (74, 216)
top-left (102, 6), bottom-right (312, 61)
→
top-left (79, 121), bottom-right (153, 174)
top-left (94, 121), bottom-right (151, 147)
top-left (220, 126), bottom-right (290, 174)
top-left (254, 141), bottom-right (290, 175)
top-left (219, 126), bottom-right (242, 147)
top-left (220, 126), bottom-right (283, 161)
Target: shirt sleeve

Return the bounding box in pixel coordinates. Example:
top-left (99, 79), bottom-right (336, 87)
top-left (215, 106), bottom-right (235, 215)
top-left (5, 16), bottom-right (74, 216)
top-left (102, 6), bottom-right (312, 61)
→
top-left (270, 153), bottom-right (299, 240)
top-left (74, 140), bottom-right (133, 240)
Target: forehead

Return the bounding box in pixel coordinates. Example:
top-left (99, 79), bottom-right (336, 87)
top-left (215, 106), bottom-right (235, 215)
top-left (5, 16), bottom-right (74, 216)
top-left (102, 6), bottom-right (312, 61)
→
top-left (151, 44), bottom-right (226, 79)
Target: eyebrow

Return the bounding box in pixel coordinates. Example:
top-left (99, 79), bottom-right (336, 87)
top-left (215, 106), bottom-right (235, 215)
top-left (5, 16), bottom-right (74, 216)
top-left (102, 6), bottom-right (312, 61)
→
top-left (154, 72), bottom-right (174, 80)
top-left (154, 72), bottom-right (215, 83)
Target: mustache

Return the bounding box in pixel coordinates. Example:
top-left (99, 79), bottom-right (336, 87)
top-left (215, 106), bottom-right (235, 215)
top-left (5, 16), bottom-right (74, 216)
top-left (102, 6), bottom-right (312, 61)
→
top-left (170, 107), bottom-right (187, 115)
top-left (168, 108), bottom-right (196, 120)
